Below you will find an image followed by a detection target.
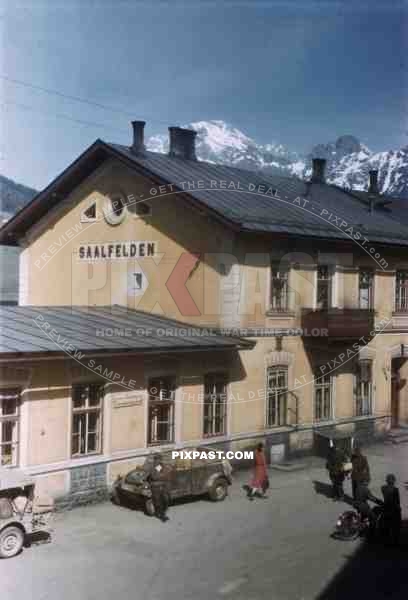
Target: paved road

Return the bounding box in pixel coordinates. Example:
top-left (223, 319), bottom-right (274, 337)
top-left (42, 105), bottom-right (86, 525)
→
top-left (2, 443), bottom-right (408, 600)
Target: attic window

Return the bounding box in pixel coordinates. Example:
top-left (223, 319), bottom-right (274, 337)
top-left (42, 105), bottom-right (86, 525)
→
top-left (81, 202), bottom-right (97, 223)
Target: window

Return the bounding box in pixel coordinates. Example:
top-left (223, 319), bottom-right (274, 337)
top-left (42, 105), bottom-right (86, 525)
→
top-left (355, 360), bottom-right (372, 416)
top-left (359, 270), bottom-right (374, 309)
top-left (395, 270), bottom-right (408, 312)
top-left (270, 263), bottom-right (289, 312)
top-left (314, 370), bottom-right (332, 421)
top-left (316, 266), bottom-right (331, 309)
top-left (266, 367), bottom-right (288, 427)
top-left (148, 378), bottom-right (176, 445)
top-left (72, 384), bottom-right (103, 457)
top-left (0, 389), bottom-right (20, 466)
top-left (81, 202), bottom-right (97, 222)
top-left (203, 374), bottom-right (227, 437)
top-left (127, 271), bottom-right (147, 296)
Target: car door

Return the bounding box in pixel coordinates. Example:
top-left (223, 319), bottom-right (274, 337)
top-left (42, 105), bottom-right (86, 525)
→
top-left (191, 456), bottom-right (212, 495)
top-left (170, 454), bottom-right (192, 498)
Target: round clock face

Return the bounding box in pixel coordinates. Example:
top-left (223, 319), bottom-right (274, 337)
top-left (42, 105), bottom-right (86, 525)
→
top-left (103, 194), bottom-right (127, 225)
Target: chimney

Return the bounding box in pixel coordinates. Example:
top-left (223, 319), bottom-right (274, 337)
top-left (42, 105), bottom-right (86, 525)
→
top-left (168, 126), bottom-right (197, 160)
top-left (368, 169), bottom-right (379, 195)
top-left (131, 120), bottom-right (146, 154)
top-left (311, 158), bottom-right (326, 184)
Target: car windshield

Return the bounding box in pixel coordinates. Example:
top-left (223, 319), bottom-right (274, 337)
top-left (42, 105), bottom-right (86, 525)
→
top-left (125, 470), bottom-right (146, 484)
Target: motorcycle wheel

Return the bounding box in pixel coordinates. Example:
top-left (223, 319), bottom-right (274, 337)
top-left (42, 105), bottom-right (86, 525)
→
top-left (335, 512), bottom-right (360, 540)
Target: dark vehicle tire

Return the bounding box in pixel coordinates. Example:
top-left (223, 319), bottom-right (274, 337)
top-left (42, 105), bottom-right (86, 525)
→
top-left (0, 526), bottom-right (25, 559)
top-left (335, 512), bottom-right (360, 541)
top-left (144, 499), bottom-right (155, 516)
top-left (209, 478), bottom-right (228, 502)
top-left (111, 488), bottom-right (121, 506)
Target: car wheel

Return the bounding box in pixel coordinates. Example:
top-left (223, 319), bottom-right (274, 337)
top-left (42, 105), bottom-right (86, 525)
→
top-left (209, 478), bottom-right (228, 502)
top-left (111, 487), bottom-right (122, 506)
top-left (144, 499), bottom-right (155, 516)
top-left (0, 526), bottom-right (25, 559)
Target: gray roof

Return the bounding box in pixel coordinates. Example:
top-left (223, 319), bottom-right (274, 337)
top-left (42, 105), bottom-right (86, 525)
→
top-left (106, 144), bottom-right (408, 246)
top-left (0, 305), bottom-right (253, 356)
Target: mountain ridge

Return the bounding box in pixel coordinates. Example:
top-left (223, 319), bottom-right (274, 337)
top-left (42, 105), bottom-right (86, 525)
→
top-left (1, 120), bottom-right (407, 223)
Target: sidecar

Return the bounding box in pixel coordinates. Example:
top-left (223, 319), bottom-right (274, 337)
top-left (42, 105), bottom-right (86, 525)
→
top-left (0, 468), bottom-right (53, 558)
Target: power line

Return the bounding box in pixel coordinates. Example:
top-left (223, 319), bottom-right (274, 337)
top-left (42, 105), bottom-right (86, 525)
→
top-left (1, 99), bottom-right (130, 134)
top-left (0, 73), bottom-right (173, 126)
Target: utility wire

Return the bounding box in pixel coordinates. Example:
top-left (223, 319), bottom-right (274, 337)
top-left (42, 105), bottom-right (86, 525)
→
top-left (0, 73), bottom-right (174, 126)
top-left (1, 99), bottom-right (130, 134)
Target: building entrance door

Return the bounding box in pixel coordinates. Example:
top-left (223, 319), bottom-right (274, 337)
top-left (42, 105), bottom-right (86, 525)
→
top-left (391, 371), bottom-right (399, 428)
top-left (391, 357), bottom-right (406, 428)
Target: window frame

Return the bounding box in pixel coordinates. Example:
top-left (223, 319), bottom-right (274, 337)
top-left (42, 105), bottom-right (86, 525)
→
top-left (354, 360), bottom-right (373, 416)
top-left (80, 202), bottom-right (97, 223)
top-left (266, 366), bottom-right (288, 427)
top-left (147, 377), bottom-right (176, 446)
top-left (203, 373), bottom-right (228, 437)
top-left (71, 383), bottom-right (104, 458)
top-left (0, 389), bottom-right (20, 467)
top-left (316, 265), bottom-right (331, 309)
top-left (358, 269), bottom-right (374, 310)
top-left (269, 262), bottom-right (290, 312)
top-left (395, 270), bottom-right (408, 313)
top-left (314, 370), bottom-right (332, 422)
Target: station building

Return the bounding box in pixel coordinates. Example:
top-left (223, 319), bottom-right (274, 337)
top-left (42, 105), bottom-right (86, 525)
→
top-left (1, 121), bottom-right (408, 505)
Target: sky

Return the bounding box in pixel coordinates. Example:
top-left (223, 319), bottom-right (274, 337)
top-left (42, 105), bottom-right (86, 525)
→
top-left (1, 0), bottom-right (407, 190)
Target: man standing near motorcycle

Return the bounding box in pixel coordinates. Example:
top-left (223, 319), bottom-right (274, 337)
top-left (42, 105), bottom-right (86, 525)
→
top-left (351, 445), bottom-right (370, 502)
top-left (326, 445), bottom-right (346, 501)
top-left (144, 453), bottom-right (170, 522)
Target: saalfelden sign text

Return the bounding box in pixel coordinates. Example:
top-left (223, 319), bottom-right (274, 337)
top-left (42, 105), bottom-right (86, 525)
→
top-left (77, 241), bottom-right (157, 260)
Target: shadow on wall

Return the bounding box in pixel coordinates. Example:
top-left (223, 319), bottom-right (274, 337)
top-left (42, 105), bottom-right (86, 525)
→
top-left (316, 520), bottom-right (408, 599)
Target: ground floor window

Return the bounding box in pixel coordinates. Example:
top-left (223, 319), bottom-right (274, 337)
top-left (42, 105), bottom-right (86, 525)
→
top-left (148, 377), bottom-right (176, 445)
top-left (266, 366), bottom-right (288, 427)
top-left (0, 389), bottom-right (20, 466)
top-left (203, 374), bottom-right (228, 437)
top-left (72, 384), bottom-right (104, 456)
top-left (314, 371), bottom-right (332, 421)
top-left (355, 360), bottom-right (372, 416)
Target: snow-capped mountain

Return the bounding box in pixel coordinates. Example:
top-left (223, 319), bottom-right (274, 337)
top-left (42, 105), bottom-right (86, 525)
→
top-left (149, 120), bottom-right (301, 175)
top-left (1, 121), bottom-right (408, 226)
top-left (149, 121), bottom-right (408, 199)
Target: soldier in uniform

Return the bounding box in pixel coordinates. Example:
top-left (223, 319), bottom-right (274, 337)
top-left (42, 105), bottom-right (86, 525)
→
top-left (326, 444), bottom-right (346, 501)
top-left (144, 453), bottom-right (170, 522)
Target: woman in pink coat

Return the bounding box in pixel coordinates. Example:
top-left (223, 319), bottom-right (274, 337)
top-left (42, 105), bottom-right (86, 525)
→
top-left (243, 442), bottom-right (269, 500)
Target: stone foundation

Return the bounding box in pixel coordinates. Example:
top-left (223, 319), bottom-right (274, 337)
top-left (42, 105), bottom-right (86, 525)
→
top-left (55, 463), bottom-right (109, 511)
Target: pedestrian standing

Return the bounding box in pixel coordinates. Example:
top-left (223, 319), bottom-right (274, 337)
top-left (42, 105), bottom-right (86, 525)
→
top-left (351, 445), bottom-right (370, 502)
top-left (326, 445), bottom-right (345, 501)
top-left (243, 443), bottom-right (269, 500)
top-left (144, 453), bottom-right (170, 522)
top-left (381, 474), bottom-right (402, 546)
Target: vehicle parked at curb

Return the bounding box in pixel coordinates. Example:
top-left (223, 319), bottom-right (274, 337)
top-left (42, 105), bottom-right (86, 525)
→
top-left (0, 468), bottom-right (53, 559)
top-left (111, 448), bottom-right (233, 515)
